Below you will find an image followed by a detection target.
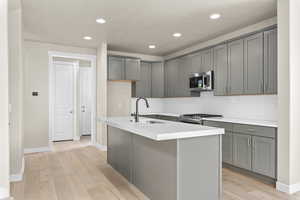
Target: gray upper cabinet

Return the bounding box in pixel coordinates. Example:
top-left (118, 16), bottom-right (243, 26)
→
top-left (125, 58), bottom-right (141, 81)
top-left (191, 52), bottom-right (202, 73)
top-left (108, 56), bottom-right (140, 81)
top-left (252, 136), bottom-right (276, 178)
top-left (244, 33), bottom-right (264, 94)
top-left (228, 39), bottom-right (244, 95)
top-left (165, 59), bottom-right (179, 97)
top-left (136, 62), bottom-right (151, 97)
top-left (233, 133), bottom-right (252, 170)
top-left (264, 29), bottom-right (278, 94)
top-left (151, 62), bottom-right (164, 98)
top-left (178, 56), bottom-right (192, 97)
top-left (108, 56), bottom-right (125, 80)
top-left (200, 48), bottom-right (213, 72)
top-left (213, 44), bottom-right (228, 96)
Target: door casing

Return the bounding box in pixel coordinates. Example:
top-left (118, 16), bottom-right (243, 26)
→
top-left (49, 51), bottom-right (97, 144)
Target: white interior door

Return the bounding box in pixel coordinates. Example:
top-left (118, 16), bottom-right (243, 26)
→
top-left (79, 67), bottom-right (92, 136)
top-left (53, 63), bottom-right (74, 141)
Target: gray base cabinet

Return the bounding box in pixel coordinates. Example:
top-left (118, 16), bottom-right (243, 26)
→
top-left (222, 132), bottom-right (233, 164)
top-left (252, 136), bottom-right (276, 178)
top-left (203, 120), bottom-right (277, 179)
top-left (233, 134), bottom-right (252, 170)
top-left (107, 126), bottom-right (222, 200)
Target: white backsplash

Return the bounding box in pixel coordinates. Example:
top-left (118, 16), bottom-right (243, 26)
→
top-left (132, 92), bottom-right (278, 121)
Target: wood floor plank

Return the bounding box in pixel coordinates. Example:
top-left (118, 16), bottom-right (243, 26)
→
top-left (11, 138), bottom-right (300, 200)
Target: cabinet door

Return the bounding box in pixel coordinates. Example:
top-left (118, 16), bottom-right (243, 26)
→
top-left (200, 48), bottom-right (213, 72)
top-left (151, 62), bottom-right (164, 98)
top-left (178, 56), bottom-right (192, 97)
top-left (264, 29), bottom-right (278, 94)
top-left (136, 62), bottom-right (151, 97)
top-left (233, 133), bottom-right (252, 170)
top-left (164, 59), bottom-right (179, 97)
top-left (125, 58), bottom-right (141, 81)
top-left (228, 39), bottom-right (244, 95)
top-left (244, 33), bottom-right (264, 94)
top-left (223, 131), bottom-right (233, 164)
top-left (252, 136), bottom-right (276, 178)
top-left (213, 44), bottom-right (228, 96)
top-left (191, 52), bottom-right (201, 73)
top-left (108, 56), bottom-right (125, 80)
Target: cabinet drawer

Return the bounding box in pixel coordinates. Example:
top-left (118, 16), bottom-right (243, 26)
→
top-left (233, 124), bottom-right (276, 138)
top-left (203, 121), bottom-right (233, 132)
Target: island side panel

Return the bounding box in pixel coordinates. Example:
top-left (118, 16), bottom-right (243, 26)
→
top-left (132, 134), bottom-right (177, 200)
top-left (107, 126), bottom-right (133, 182)
top-left (177, 135), bottom-right (222, 200)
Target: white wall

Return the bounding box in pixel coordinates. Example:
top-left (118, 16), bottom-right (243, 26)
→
top-left (109, 82), bottom-right (132, 116)
top-left (23, 40), bottom-right (96, 149)
top-left (8, 7), bottom-right (23, 179)
top-left (131, 98), bottom-right (165, 114)
top-left (0, 0), bottom-right (10, 197)
top-left (277, 0), bottom-right (300, 193)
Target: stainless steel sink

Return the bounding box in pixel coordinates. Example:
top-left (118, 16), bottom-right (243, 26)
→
top-left (130, 119), bottom-right (164, 124)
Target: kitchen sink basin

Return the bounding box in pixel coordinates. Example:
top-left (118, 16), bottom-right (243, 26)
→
top-left (130, 119), bottom-right (164, 124)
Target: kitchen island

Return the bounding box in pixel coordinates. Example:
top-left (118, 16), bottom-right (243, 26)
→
top-left (100, 117), bottom-right (224, 200)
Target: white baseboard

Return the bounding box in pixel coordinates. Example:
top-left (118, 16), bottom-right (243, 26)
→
top-left (94, 144), bottom-right (107, 151)
top-left (276, 181), bottom-right (300, 194)
top-left (24, 146), bottom-right (52, 154)
top-left (0, 187), bottom-right (9, 199)
top-left (10, 157), bottom-right (24, 182)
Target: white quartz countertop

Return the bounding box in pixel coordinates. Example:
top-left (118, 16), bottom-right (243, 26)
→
top-left (99, 117), bottom-right (224, 141)
top-left (201, 117), bottom-right (277, 128)
top-left (139, 112), bottom-right (278, 128)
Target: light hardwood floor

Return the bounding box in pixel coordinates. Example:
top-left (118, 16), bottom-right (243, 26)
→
top-left (11, 139), bottom-right (300, 200)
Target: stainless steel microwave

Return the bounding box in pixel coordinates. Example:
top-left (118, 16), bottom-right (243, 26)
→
top-left (189, 70), bottom-right (214, 91)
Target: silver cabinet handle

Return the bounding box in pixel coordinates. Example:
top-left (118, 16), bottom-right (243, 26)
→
top-left (69, 110), bottom-right (73, 114)
top-left (248, 138), bottom-right (251, 146)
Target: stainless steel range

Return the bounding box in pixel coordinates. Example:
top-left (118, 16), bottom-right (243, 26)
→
top-left (179, 113), bottom-right (223, 124)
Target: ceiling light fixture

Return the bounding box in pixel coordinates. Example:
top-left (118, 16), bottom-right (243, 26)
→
top-left (210, 13), bottom-right (221, 20)
top-left (83, 36), bottom-right (92, 40)
top-left (173, 33), bottom-right (182, 38)
top-left (148, 45), bottom-right (156, 49)
top-left (96, 18), bottom-right (106, 24)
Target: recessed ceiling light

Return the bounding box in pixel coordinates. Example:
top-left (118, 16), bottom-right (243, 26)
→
top-left (83, 36), bottom-right (92, 40)
top-left (96, 18), bottom-right (106, 24)
top-left (210, 13), bottom-right (221, 20)
top-left (173, 33), bottom-right (182, 38)
top-left (148, 45), bottom-right (156, 49)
